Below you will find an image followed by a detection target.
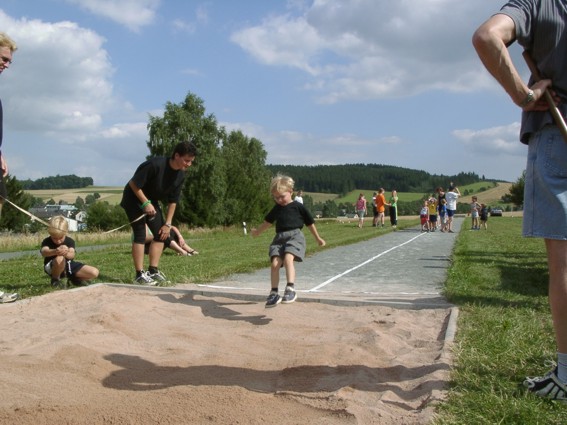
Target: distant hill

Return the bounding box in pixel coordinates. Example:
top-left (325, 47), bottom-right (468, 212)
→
top-left (266, 164), bottom-right (491, 194)
top-left (20, 174), bottom-right (93, 190)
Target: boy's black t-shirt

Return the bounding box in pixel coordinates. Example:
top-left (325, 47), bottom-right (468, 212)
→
top-left (40, 236), bottom-right (76, 265)
top-left (265, 201), bottom-right (315, 233)
top-left (121, 156), bottom-right (185, 207)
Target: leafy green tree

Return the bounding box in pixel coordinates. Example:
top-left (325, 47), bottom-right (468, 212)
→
top-left (221, 130), bottom-right (271, 225)
top-left (75, 196), bottom-right (85, 210)
top-left (303, 194), bottom-right (314, 213)
top-left (0, 175), bottom-right (34, 232)
top-left (85, 201), bottom-right (128, 232)
top-left (147, 92), bottom-right (228, 227)
top-left (322, 200), bottom-right (339, 218)
top-left (508, 170), bottom-right (525, 208)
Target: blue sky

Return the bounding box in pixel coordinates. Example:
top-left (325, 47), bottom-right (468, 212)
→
top-left (0, 0), bottom-right (529, 186)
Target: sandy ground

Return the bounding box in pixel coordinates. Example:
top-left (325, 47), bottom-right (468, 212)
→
top-left (0, 284), bottom-right (453, 425)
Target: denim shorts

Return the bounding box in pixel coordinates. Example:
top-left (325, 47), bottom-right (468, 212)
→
top-left (523, 125), bottom-right (567, 240)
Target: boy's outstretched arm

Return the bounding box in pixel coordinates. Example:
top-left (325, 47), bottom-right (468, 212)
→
top-left (307, 223), bottom-right (326, 246)
top-left (251, 221), bottom-right (272, 237)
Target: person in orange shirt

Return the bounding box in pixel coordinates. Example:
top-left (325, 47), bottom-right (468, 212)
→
top-left (375, 188), bottom-right (386, 228)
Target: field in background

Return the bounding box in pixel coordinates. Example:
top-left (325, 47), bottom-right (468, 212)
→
top-left (26, 186), bottom-right (123, 205)
top-left (323, 181), bottom-right (513, 208)
top-left (27, 182), bottom-right (513, 210)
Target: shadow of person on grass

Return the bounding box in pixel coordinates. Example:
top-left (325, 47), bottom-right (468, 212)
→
top-left (157, 293), bottom-right (272, 325)
top-left (102, 353), bottom-right (450, 400)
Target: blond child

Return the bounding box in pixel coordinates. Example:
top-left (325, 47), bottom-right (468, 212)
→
top-left (427, 197), bottom-right (438, 232)
top-left (420, 200), bottom-right (429, 232)
top-left (252, 174), bottom-right (326, 307)
top-left (40, 215), bottom-right (99, 288)
top-left (470, 196), bottom-right (481, 230)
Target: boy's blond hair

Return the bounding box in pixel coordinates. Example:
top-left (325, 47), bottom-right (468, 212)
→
top-left (0, 32), bottom-right (17, 52)
top-left (48, 215), bottom-right (69, 238)
top-left (270, 174), bottom-right (294, 194)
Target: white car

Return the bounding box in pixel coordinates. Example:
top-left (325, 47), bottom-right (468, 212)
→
top-left (490, 208), bottom-right (503, 217)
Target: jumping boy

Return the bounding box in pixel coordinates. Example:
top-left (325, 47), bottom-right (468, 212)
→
top-left (252, 174), bottom-right (326, 307)
top-left (40, 215), bottom-right (99, 288)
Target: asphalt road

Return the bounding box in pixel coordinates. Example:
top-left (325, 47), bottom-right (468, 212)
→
top-left (197, 217), bottom-right (464, 309)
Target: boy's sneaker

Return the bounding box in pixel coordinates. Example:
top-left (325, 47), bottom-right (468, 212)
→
top-left (0, 291), bottom-right (18, 303)
top-left (134, 271), bottom-right (157, 286)
top-left (148, 270), bottom-right (169, 285)
top-left (265, 291), bottom-right (281, 308)
top-left (523, 367), bottom-right (567, 402)
top-left (51, 278), bottom-right (67, 289)
top-left (282, 286), bottom-right (297, 304)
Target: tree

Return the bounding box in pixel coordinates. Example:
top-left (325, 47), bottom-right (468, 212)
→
top-left (85, 201), bottom-right (128, 232)
top-left (147, 92), bottom-right (228, 227)
top-left (221, 130), bottom-right (271, 225)
top-left (0, 175), bottom-right (34, 232)
top-left (75, 196), bottom-right (85, 210)
top-left (508, 170), bottom-right (525, 207)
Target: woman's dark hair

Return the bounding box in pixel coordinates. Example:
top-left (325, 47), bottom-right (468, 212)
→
top-left (171, 140), bottom-right (198, 159)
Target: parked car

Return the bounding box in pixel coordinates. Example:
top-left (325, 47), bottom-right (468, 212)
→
top-left (490, 208), bottom-right (503, 217)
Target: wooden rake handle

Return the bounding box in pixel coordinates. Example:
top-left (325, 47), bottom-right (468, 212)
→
top-left (522, 50), bottom-right (567, 143)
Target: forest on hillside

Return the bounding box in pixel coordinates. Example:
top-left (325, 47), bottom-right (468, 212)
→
top-left (266, 164), bottom-right (487, 195)
top-left (20, 174), bottom-right (93, 190)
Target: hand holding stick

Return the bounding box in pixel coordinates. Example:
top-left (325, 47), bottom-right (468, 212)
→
top-left (522, 50), bottom-right (567, 143)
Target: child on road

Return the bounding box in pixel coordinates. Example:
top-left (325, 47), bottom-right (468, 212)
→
top-left (252, 174), bottom-right (326, 307)
top-left (420, 200), bottom-right (429, 232)
top-left (40, 215), bottom-right (99, 288)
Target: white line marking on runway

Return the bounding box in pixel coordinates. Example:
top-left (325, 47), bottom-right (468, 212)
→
top-left (307, 232), bottom-right (426, 292)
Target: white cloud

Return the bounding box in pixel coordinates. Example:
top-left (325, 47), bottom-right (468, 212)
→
top-left (64, 0), bottom-right (160, 32)
top-left (0, 11), bottom-right (114, 138)
top-left (231, 0), bottom-right (498, 103)
top-left (453, 123), bottom-right (524, 156)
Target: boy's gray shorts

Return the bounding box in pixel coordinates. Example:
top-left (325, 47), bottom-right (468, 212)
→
top-left (269, 229), bottom-right (306, 261)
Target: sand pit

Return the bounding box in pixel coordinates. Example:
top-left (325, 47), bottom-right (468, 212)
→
top-left (0, 284), bottom-right (453, 424)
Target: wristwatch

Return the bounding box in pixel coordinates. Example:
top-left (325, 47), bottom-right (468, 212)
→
top-left (164, 223), bottom-right (172, 228)
top-left (520, 89), bottom-right (534, 107)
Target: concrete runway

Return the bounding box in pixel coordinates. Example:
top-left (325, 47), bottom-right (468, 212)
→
top-left (197, 217), bottom-right (464, 309)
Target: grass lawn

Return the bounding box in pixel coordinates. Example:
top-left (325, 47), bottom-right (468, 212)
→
top-left (434, 217), bottom-right (566, 424)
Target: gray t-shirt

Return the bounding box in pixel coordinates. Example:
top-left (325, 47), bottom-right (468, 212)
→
top-left (499, 0), bottom-right (567, 143)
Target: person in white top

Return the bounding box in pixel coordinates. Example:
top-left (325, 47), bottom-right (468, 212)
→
top-left (444, 184), bottom-right (461, 233)
top-left (294, 190), bottom-right (304, 204)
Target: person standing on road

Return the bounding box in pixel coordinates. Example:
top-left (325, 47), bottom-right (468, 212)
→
top-left (0, 33), bottom-right (19, 304)
top-left (375, 188), bottom-right (386, 228)
top-left (473, 0), bottom-right (567, 401)
top-left (445, 185), bottom-right (460, 233)
top-left (388, 189), bottom-right (399, 229)
top-left (121, 141), bottom-right (197, 286)
top-left (252, 174), bottom-right (326, 307)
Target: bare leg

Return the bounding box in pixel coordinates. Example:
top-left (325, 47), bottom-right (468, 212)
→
top-left (283, 253), bottom-right (296, 284)
top-left (149, 241), bottom-right (165, 268)
top-left (546, 239), bottom-right (567, 353)
top-left (132, 242), bottom-right (145, 271)
top-left (270, 256), bottom-right (283, 289)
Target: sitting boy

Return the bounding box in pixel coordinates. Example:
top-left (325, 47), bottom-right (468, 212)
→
top-left (40, 215), bottom-right (99, 288)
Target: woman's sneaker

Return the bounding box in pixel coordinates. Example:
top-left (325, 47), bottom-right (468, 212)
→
top-left (0, 291), bottom-right (18, 303)
top-left (148, 270), bottom-right (169, 285)
top-left (134, 271), bottom-right (157, 286)
top-left (523, 367), bottom-right (567, 402)
top-left (282, 286), bottom-right (297, 304)
top-left (265, 291), bottom-right (281, 308)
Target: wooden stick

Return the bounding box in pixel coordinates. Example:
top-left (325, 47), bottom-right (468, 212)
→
top-left (522, 50), bottom-right (567, 143)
